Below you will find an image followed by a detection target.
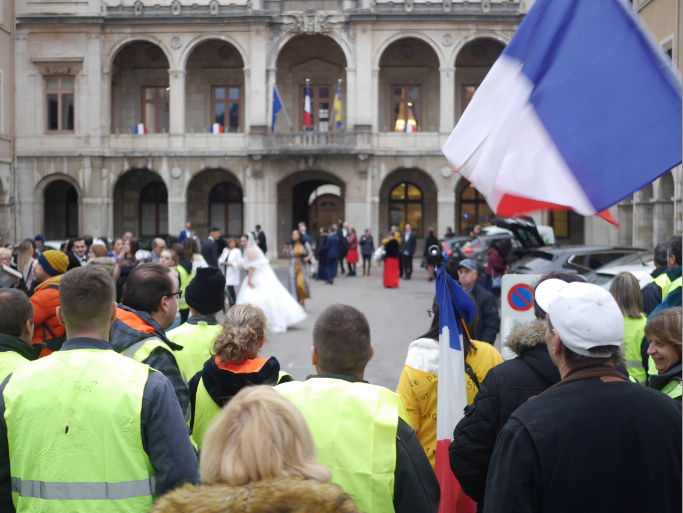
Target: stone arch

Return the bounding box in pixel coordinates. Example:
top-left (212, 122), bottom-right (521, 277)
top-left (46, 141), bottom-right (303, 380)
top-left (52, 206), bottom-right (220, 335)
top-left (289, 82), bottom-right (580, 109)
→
top-left (180, 34), bottom-right (250, 70)
top-left (455, 179), bottom-right (494, 236)
top-left (656, 172), bottom-right (675, 200)
top-left (34, 173), bottom-right (83, 240)
top-left (379, 168), bottom-right (438, 242)
top-left (449, 33), bottom-right (510, 66)
top-left (113, 169), bottom-right (168, 238)
top-left (186, 169), bottom-right (244, 239)
top-left (268, 31), bottom-right (353, 70)
top-left (277, 170), bottom-right (346, 256)
top-left (106, 36), bottom-right (174, 72)
top-left (373, 32), bottom-right (445, 69)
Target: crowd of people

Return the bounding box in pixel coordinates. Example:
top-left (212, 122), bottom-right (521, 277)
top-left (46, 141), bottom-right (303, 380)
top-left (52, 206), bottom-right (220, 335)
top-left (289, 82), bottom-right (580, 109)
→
top-left (0, 226), bottom-right (678, 512)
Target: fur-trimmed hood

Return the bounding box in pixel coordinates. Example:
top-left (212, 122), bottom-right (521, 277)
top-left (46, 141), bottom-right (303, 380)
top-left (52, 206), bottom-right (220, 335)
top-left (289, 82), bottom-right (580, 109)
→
top-left (504, 320), bottom-right (547, 357)
top-left (151, 477), bottom-right (362, 513)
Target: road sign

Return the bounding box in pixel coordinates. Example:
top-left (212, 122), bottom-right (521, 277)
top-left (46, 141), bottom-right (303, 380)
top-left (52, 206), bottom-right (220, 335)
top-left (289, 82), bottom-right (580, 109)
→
top-left (500, 274), bottom-right (542, 360)
top-left (508, 284), bottom-right (534, 311)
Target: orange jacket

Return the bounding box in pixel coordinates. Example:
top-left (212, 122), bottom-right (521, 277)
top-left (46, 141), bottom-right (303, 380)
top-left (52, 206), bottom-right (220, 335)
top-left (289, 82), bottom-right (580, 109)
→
top-left (30, 275), bottom-right (65, 356)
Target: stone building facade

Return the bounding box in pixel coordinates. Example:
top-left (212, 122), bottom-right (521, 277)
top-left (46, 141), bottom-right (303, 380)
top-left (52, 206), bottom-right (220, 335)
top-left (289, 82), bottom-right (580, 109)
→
top-left (9, 0), bottom-right (681, 253)
top-left (0, 0), bottom-right (14, 237)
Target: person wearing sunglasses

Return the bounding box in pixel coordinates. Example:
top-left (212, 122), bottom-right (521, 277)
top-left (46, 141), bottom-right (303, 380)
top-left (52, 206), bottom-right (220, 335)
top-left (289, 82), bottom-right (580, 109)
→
top-left (110, 263), bottom-right (189, 416)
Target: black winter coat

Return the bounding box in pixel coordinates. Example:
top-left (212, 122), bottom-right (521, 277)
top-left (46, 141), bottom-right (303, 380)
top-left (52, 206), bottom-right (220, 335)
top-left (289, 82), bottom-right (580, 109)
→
top-left (449, 320), bottom-right (560, 505)
top-left (470, 283), bottom-right (500, 344)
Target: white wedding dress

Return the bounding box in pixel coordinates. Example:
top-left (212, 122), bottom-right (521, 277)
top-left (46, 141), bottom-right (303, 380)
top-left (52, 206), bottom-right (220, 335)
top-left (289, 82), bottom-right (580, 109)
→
top-left (236, 234), bottom-right (307, 333)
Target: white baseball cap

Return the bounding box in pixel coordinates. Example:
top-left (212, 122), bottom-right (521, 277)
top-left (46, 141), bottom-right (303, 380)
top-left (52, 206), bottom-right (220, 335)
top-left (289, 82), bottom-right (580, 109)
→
top-left (535, 279), bottom-right (624, 356)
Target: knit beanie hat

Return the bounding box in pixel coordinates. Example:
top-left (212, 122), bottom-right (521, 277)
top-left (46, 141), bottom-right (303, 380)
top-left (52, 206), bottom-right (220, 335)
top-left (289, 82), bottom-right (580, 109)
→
top-left (38, 250), bottom-right (69, 276)
top-left (185, 266), bottom-right (226, 315)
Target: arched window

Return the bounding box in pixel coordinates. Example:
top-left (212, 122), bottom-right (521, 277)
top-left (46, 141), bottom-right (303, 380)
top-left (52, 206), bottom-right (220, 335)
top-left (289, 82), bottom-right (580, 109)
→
top-left (209, 182), bottom-right (243, 237)
top-left (389, 182), bottom-right (423, 236)
top-left (459, 183), bottom-right (493, 234)
top-left (44, 180), bottom-right (78, 239)
top-left (139, 182), bottom-right (168, 236)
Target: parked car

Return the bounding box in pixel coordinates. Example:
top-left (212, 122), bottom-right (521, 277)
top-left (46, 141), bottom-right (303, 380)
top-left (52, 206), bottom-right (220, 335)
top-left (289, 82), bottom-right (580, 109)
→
top-left (584, 251), bottom-right (655, 289)
top-left (510, 246), bottom-right (648, 276)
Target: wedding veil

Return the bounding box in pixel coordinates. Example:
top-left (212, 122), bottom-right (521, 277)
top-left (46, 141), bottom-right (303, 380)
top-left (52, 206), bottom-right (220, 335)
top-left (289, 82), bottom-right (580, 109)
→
top-left (243, 232), bottom-right (269, 269)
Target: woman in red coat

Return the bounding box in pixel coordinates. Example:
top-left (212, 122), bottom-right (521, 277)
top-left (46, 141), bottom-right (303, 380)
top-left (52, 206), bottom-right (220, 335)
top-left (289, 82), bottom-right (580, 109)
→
top-left (346, 228), bottom-right (359, 277)
top-left (383, 233), bottom-right (400, 289)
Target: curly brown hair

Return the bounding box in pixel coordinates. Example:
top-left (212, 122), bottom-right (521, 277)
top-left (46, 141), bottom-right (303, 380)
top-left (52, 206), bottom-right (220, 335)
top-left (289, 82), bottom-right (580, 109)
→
top-left (213, 304), bottom-right (269, 365)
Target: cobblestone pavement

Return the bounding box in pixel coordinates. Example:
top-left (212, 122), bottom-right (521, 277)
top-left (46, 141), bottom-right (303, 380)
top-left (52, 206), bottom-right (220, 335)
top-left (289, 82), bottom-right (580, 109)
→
top-left (260, 263), bottom-right (439, 391)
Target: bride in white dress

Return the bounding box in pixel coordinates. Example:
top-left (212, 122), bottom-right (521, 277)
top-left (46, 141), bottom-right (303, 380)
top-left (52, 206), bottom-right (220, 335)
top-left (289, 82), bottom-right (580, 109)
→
top-left (236, 233), bottom-right (307, 333)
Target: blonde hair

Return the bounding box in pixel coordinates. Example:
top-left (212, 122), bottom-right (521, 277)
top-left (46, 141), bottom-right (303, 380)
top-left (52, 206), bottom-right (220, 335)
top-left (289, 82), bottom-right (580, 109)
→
top-left (17, 240), bottom-right (35, 271)
top-left (200, 386), bottom-right (331, 486)
top-left (0, 248), bottom-right (12, 258)
top-left (645, 307), bottom-right (682, 360)
top-left (609, 272), bottom-right (643, 319)
top-left (213, 304), bottom-right (268, 365)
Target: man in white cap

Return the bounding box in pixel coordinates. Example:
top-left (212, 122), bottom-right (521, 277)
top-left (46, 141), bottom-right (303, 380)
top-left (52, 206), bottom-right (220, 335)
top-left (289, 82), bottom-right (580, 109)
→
top-left (483, 280), bottom-right (682, 513)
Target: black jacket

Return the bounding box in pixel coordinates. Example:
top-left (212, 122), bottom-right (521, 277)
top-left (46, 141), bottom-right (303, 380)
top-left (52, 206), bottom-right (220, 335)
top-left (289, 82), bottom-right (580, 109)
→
top-left (0, 338), bottom-right (200, 511)
top-left (483, 366), bottom-right (682, 513)
top-left (201, 238), bottom-right (218, 268)
top-left (0, 334), bottom-right (39, 363)
top-left (423, 235), bottom-right (440, 264)
top-left (307, 374), bottom-right (440, 513)
top-left (450, 320), bottom-right (560, 505)
top-left (401, 232), bottom-right (416, 256)
top-left (188, 356), bottom-right (293, 431)
top-left (385, 239), bottom-right (400, 259)
top-left (648, 361), bottom-right (682, 401)
top-left (257, 231), bottom-right (267, 254)
top-left (470, 283), bottom-right (500, 344)
top-left (641, 265), bottom-right (668, 315)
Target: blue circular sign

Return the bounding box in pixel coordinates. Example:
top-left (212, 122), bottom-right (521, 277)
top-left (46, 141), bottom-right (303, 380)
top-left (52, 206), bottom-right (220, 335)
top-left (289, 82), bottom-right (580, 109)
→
top-left (508, 284), bottom-right (534, 311)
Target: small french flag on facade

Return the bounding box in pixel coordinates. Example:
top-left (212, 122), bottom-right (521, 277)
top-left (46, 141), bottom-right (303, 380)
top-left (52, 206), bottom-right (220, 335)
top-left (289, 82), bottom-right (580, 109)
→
top-left (210, 123), bottom-right (224, 134)
top-left (134, 124), bottom-right (147, 135)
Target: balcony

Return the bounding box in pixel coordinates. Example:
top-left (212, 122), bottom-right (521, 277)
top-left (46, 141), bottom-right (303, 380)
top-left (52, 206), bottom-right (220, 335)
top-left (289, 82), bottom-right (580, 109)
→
top-left (262, 131), bottom-right (371, 154)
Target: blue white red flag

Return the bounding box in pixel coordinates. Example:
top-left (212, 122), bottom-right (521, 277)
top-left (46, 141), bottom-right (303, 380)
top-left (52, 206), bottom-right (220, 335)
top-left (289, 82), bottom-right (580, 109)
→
top-left (435, 259), bottom-right (476, 513)
top-left (210, 123), bottom-right (224, 134)
top-left (303, 80), bottom-right (312, 131)
top-left (134, 123), bottom-right (147, 135)
top-left (442, 0), bottom-right (682, 219)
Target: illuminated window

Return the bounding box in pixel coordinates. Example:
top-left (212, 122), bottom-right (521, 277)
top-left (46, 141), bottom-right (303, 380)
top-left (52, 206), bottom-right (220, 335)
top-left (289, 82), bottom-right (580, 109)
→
top-left (392, 86), bottom-right (419, 132)
top-left (549, 211), bottom-right (570, 239)
top-left (459, 184), bottom-right (493, 234)
top-left (45, 76), bottom-right (74, 133)
top-left (209, 182), bottom-right (243, 237)
top-left (142, 86), bottom-right (169, 134)
top-left (389, 182), bottom-right (423, 236)
top-left (462, 85), bottom-right (478, 113)
top-left (212, 86), bottom-right (241, 132)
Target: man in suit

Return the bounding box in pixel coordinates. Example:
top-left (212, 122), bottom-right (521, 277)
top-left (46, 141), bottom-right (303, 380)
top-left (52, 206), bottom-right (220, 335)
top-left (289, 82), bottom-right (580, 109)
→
top-left (401, 224), bottom-right (416, 280)
top-left (201, 227), bottom-right (220, 267)
top-left (178, 222), bottom-right (192, 243)
top-left (325, 226), bottom-right (340, 285)
top-left (255, 225), bottom-right (267, 255)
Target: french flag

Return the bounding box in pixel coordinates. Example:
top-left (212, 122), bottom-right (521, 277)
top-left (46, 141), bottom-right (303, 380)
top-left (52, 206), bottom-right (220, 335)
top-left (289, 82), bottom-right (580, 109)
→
top-left (303, 80), bottom-right (312, 131)
top-left (210, 123), bottom-right (224, 134)
top-left (134, 124), bottom-right (147, 135)
top-left (434, 259), bottom-right (476, 513)
top-left (442, 0), bottom-right (682, 220)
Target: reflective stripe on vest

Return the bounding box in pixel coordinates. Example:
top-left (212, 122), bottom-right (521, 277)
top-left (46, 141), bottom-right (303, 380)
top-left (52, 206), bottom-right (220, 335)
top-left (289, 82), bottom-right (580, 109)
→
top-left (623, 315), bottom-right (647, 383)
top-left (275, 378), bottom-right (409, 513)
top-left (4, 349), bottom-right (154, 512)
top-left (191, 370), bottom-right (291, 449)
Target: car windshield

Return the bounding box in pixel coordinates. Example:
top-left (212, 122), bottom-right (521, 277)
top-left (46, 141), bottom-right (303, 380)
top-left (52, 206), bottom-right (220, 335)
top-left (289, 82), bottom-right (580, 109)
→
top-left (512, 252), bottom-right (555, 272)
top-left (586, 272), bottom-right (615, 290)
top-left (597, 251), bottom-right (650, 268)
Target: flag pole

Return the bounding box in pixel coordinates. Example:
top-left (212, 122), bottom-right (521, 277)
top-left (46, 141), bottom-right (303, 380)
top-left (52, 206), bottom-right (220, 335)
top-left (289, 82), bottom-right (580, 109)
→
top-left (273, 82), bottom-right (294, 133)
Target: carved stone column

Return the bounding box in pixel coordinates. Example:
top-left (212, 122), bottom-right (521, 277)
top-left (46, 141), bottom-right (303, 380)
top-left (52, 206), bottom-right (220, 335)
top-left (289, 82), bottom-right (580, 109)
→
top-left (168, 69), bottom-right (186, 135)
top-left (371, 67), bottom-right (380, 132)
top-left (439, 67), bottom-right (456, 133)
top-left (345, 67), bottom-right (356, 130)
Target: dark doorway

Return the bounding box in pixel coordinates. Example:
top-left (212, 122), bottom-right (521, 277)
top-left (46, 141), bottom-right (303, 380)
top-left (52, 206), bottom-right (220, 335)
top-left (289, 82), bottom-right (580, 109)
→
top-left (292, 180), bottom-right (340, 235)
top-left (44, 180), bottom-right (78, 239)
top-left (308, 193), bottom-right (341, 234)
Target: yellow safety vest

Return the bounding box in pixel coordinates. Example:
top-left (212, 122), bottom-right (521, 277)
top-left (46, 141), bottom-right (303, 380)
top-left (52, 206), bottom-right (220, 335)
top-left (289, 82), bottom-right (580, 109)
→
top-left (666, 276), bottom-right (682, 298)
top-left (167, 319), bottom-right (222, 384)
top-left (3, 349), bottom-right (155, 512)
top-left (176, 265), bottom-right (194, 311)
top-left (0, 352), bottom-right (31, 384)
top-left (652, 273), bottom-right (671, 298)
top-left (661, 378), bottom-right (682, 400)
top-left (192, 370), bottom-right (291, 449)
top-left (276, 378), bottom-right (410, 513)
top-left (623, 315), bottom-right (647, 383)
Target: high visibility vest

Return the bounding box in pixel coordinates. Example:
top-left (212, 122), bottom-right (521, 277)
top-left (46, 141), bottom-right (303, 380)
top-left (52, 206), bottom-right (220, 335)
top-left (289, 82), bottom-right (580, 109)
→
top-left (623, 315), bottom-right (648, 383)
top-left (666, 276), bottom-right (682, 298)
top-left (0, 352), bottom-right (30, 384)
top-left (276, 378), bottom-right (410, 513)
top-left (176, 265), bottom-right (193, 311)
top-left (122, 336), bottom-right (178, 369)
top-left (167, 321), bottom-right (222, 384)
top-left (661, 378), bottom-right (682, 400)
top-left (652, 273), bottom-right (672, 298)
top-left (3, 349), bottom-right (155, 512)
top-left (191, 370), bottom-right (291, 449)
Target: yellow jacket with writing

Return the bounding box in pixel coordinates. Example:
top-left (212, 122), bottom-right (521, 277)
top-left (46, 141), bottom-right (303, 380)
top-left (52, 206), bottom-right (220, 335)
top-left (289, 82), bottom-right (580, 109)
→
top-left (396, 337), bottom-right (503, 467)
